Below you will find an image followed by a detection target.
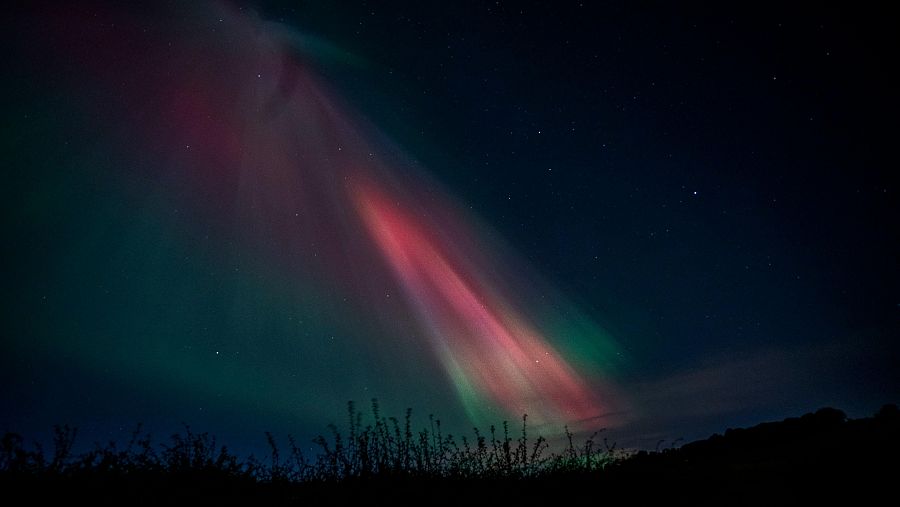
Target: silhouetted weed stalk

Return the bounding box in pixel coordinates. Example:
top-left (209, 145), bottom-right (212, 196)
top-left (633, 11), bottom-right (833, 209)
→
top-left (0, 400), bottom-right (619, 483)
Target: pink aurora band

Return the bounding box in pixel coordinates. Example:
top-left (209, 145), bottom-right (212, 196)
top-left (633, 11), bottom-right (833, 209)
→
top-left (53, 1), bottom-right (624, 430)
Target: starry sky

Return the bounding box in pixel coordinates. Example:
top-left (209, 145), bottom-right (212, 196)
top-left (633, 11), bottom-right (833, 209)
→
top-left (2, 1), bottom-right (897, 451)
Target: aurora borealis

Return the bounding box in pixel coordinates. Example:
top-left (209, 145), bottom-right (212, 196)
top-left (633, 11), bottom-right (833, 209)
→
top-left (353, 180), bottom-right (613, 426)
top-left (3, 1), bottom-right (622, 440)
top-left (2, 1), bottom-right (897, 449)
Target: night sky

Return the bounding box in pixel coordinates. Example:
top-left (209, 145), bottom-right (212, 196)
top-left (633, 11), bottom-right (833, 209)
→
top-left (2, 1), bottom-right (897, 451)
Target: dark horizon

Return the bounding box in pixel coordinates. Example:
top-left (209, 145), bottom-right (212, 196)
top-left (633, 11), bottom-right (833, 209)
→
top-left (2, 403), bottom-right (898, 506)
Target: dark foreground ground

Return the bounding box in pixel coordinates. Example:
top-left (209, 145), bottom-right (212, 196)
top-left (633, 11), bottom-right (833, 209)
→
top-left (3, 405), bottom-right (898, 505)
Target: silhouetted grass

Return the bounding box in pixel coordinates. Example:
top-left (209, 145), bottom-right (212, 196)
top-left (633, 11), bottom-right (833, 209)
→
top-left (0, 400), bottom-right (620, 484)
top-left (2, 402), bottom-right (897, 504)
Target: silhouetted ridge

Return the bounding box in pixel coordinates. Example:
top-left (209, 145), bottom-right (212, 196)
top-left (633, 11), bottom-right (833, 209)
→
top-left (2, 404), bottom-right (897, 504)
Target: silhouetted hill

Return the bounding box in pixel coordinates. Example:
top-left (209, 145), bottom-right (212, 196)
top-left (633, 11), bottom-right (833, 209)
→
top-left (623, 405), bottom-right (899, 470)
top-left (593, 405), bottom-right (899, 504)
top-left (2, 404), bottom-right (897, 505)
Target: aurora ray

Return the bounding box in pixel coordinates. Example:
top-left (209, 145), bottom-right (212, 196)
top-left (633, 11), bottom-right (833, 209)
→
top-left (7, 1), bottom-right (625, 434)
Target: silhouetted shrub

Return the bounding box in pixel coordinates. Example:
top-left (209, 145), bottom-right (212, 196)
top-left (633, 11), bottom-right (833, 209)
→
top-left (1, 402), bottom-right (897, 503)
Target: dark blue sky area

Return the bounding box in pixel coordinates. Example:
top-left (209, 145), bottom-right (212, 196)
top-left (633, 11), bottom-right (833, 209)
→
top-left (286, 0), bottom-right (897, 400)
